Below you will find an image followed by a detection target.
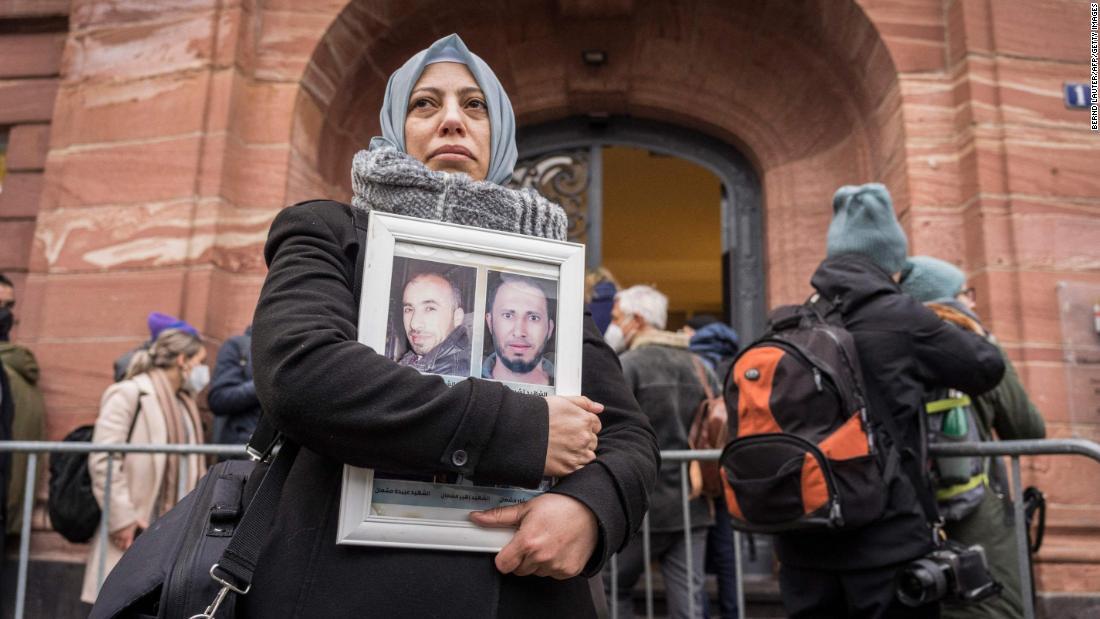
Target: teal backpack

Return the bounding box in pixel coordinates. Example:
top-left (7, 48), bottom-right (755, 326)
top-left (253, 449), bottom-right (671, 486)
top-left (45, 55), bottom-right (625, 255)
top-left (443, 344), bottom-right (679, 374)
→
top-left (925, 389), bottom-right (987, 521)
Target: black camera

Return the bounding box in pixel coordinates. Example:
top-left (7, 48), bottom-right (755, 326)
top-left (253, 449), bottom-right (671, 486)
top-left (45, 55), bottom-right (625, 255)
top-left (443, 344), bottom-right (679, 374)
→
top-left (896, 541), bottom-right (1002, 607)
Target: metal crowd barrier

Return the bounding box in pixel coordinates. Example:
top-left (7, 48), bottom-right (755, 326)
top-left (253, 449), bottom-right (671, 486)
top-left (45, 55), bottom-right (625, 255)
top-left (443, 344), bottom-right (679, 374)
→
top-left (1, 439), bottom-right (1099, 619)
top-left (612, 439), bottom-right (1100, 619)
top-left (0, 441), bottom-right (247, 619)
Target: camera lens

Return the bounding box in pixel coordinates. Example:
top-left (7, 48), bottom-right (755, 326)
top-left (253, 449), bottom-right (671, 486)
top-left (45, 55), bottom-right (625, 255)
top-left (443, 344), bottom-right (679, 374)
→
top-left (896, 559), bottom-right (948, 607)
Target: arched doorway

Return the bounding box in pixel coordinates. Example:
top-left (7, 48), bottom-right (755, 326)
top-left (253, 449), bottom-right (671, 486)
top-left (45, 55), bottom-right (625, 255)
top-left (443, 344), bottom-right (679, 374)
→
top-left (511, 117), bottom-right (764, 338)
top-left (285, 0), bottom-right (910, 314)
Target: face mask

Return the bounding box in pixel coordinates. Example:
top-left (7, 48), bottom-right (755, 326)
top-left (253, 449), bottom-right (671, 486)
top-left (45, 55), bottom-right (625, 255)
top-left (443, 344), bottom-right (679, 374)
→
top-left (185, 364), bottom-right (210, 394)
top-left (604, 323), bottom-right (627, 354)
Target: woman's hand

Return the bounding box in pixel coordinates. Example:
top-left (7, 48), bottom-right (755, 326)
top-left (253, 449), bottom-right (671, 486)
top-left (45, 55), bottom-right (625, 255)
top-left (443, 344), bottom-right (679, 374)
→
top-left (108, 521), bottom-right (142, 551)
top-left (543, 395), bottom-right (603, 477)
top-left (470, 493), bottom-right (598, 579)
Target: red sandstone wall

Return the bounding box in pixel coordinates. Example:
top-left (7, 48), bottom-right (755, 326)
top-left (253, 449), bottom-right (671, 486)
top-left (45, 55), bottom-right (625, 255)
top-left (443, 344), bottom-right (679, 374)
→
top-left (868, 0), bottom-right (1100, 590)
top-left (9, 0), bottom-right (1099, 593)
top-left (0, 4), bottom-right (66, 331)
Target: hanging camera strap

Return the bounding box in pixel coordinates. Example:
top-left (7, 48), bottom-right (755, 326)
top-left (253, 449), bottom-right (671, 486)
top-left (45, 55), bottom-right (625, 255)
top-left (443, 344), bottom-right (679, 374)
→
top-left (874, 397), bottom-right (945, 544)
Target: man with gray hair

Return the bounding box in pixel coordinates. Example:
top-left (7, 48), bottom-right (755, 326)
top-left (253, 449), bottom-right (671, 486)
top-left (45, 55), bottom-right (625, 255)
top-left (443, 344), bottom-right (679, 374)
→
top-left (603, 284), bottom-right (716, 619)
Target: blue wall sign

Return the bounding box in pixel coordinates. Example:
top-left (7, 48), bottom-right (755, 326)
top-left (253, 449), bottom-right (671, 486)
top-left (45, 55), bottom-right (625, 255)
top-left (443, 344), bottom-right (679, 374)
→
top-left (1064, 82), bottom-right (1093, 109)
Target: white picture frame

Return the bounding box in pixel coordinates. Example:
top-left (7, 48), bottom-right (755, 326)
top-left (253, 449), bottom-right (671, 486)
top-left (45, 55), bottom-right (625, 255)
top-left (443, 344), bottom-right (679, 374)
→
top-left (337, 211), bottom-right (585, 552)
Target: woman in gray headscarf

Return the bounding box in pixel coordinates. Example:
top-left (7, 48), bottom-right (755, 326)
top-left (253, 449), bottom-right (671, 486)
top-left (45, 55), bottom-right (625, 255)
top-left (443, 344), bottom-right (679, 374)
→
top-left (244, 34), bottom-right (658, 618)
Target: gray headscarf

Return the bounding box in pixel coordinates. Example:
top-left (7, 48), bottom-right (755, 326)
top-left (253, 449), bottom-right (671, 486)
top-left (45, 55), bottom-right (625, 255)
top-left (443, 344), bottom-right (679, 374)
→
top-left (370, 33), bottom-right (518, 185)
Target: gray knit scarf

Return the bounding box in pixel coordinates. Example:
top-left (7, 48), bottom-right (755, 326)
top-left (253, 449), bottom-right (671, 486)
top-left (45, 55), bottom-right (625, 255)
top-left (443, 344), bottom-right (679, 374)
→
top-left (351, 147), bottom-right (568, 241)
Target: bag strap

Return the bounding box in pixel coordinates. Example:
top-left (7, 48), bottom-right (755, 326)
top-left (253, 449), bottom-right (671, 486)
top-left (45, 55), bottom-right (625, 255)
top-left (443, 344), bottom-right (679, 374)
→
top-left (689, 355), bottom-right (716, 401)
top-left (874, 391), bottom-right (942, 529)
top-left (807, 290), bottom-right (942, 530)
top-left (208, 439), bottom-right (299, 596)
top-left (126, 395), bottom-right (144, 442)
top-left (201, 204), bottom-right (369, 615)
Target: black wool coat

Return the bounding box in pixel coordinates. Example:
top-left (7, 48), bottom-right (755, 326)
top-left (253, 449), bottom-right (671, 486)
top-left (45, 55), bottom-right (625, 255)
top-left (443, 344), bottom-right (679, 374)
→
top-left (243, 200), bottom-right (659, 618)
top-left (776, 254), bottom-right (1005, 571)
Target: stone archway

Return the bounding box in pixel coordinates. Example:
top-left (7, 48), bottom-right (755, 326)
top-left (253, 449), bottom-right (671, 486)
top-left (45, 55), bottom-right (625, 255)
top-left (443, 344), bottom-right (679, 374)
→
top-left (286, 0), bottom-right (909, 308)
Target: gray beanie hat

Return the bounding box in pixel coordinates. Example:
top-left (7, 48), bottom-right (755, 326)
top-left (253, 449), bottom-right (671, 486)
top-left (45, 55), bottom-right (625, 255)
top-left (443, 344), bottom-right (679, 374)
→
top-left (826, 183), bottom-right (908, 274)
top-left (899, 256), bottom-right (966, 303)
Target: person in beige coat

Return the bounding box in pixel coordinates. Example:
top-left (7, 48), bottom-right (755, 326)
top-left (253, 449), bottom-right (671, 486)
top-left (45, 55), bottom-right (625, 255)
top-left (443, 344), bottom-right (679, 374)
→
top-left (81, 328), bottom-right (209, 603)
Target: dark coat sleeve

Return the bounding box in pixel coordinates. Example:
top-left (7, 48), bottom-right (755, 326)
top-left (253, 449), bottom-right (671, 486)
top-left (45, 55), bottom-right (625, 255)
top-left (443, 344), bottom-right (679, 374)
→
top-left (207, 336), bottom-right (258, 418)
top-left (978, 344), bottom-right (1045, 441)
top-left (902, 296), bottom-right (1006, 397)
top-left (549, 316), bottom-right (659, 575)
top-left (250, 201), bottom-right (549, 488)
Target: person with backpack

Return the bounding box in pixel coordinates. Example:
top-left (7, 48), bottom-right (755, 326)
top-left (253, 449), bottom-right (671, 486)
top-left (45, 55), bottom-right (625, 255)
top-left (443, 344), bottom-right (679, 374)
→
top-left (80, 328), bottom-right (210, 604)
top-left (901, 255), bottom-right (1046, 619)
top-left (761, 183), bottom-right (1005, 618)
top-left (207, 325), bottom-right (260, 448)
top-left (602, 285), bottom-right (718, 619)
top-left (686, 316), bottom-right (741, 619)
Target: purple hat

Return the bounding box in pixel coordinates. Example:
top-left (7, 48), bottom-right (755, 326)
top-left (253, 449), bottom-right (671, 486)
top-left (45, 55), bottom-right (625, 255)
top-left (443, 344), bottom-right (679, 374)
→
top-left (147, 312), bottom-right (199, 339)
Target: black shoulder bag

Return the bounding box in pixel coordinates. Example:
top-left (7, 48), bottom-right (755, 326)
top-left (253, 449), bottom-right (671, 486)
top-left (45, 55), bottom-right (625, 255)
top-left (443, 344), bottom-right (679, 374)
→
top-left (91, 205), bottom-right (371, 619)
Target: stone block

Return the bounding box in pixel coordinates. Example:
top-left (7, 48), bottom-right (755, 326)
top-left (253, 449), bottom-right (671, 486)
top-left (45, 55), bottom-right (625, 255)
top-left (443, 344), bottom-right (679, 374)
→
top-left (69, 0), bottom-right (215, 30)
top-left (50, 71), bottom-right (211, 148)
top-left (0, 33), bottom-right (65, 78)
top-left (984, 270), bottom-right (1100, 350)
top-left (1003, 138), bottom-right (1100, 199)
top-left (32, 339), bottom-right (141, 421)
top-left (0, 172), bottom-right (44, 218)
top-left (40, 136), bottom-right (202, 210)
top-left (990, 0), bottom-right (1089, 64)
top-left (63, 13), bottom-right (214, 83)
top-left (207, 202), bottom-right (275, 274)
top-left (251, 9), bottom-right (333, 81)
top-left (30, 270), bottom-right (188, 340)
top-left (908, 212), bottom-right (967, 261)
top-left (227, 78), bottom-right (298, 145)
top-left (218, 140), bottom-right (291, 209)
top-left (996, 57), bottom-right (1094, 127)
top-left (881, 36), bottom-right (946, 74)
top-left (1009, 210), bottom-right (1100, 272)
top-left (6, 124), bottom-right (52, 171)
top-left (201, 269), bottom-right (265, 341)
top-left (0, 220), bottom-right (35, 271)
top-left (0, 0), bottom-right (68, 18)
top-left (0, 79), bottom-right (59, 124)
top-left (35, 201), bottom-right (197, 271)
top-left (1036, 564), bottom-right (1100, 596)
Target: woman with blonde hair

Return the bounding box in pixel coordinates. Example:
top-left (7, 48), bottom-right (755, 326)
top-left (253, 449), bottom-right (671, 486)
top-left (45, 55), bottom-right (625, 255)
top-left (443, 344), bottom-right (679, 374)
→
top-left (80, 327), bottom-right (209, 603)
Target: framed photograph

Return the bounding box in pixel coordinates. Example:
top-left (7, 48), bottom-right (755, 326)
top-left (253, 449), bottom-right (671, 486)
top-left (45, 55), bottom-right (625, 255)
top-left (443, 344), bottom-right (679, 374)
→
top-left (337, 212), bottom-right (585, 552)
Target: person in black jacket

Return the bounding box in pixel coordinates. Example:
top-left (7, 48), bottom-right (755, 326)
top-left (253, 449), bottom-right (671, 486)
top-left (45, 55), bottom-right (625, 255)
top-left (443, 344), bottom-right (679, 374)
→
top-left (776, 184), bottom-right (1005, 619)
top-left (207, 326), bottom-right (260, 447)
top-left (243, 34), bottom-right (658, 619)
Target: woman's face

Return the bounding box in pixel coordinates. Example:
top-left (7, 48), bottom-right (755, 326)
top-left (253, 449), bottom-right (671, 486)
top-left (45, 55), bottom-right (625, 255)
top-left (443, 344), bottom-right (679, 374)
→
top-left (404, 62), bottom-right (491, 181)
top-left (178, 347), bottom-right (207, 373)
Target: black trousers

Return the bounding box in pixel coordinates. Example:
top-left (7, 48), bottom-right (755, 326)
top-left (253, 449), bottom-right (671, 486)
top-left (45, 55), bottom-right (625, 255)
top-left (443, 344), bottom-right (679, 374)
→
top-left (779, 562), bottom-right (941, 619)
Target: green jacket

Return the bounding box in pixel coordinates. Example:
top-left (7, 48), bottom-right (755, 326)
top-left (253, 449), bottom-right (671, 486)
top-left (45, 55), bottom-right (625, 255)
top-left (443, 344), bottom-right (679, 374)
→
top-left (0, 343), bottom-right (47, 535)
top-left (945, 342), bottom-right (1045, 619)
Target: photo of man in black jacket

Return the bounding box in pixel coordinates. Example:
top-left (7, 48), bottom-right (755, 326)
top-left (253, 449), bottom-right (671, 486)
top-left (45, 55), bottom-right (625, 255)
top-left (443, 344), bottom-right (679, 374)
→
top-left (776, 183), bottom-right (1006, 619)
top-left (396, 266), bottom-right (473, 377)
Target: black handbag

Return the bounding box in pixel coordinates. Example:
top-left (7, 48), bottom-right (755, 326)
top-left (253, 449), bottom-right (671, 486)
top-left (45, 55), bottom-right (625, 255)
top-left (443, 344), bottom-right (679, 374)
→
top-left (89, 420), bottom-right (295, 619)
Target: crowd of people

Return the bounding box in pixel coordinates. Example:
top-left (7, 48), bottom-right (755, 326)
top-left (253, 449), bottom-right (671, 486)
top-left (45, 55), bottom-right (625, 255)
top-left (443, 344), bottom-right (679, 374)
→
top-left (0, 32), bottom-right (1046, 619)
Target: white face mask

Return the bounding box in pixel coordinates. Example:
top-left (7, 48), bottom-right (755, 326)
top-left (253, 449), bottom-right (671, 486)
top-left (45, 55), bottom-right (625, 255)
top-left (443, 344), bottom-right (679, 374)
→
top-left (604, 323), bottom-right (627, 354)
top-left (185, 364), bottom-right (210, 394)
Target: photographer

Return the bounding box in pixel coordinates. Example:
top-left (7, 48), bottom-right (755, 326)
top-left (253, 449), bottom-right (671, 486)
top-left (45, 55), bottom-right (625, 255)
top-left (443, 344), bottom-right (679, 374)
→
top-left (901, 255), bottom-right (1046, 618)
top-left (775, 184), bottom-right (1005, 619)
